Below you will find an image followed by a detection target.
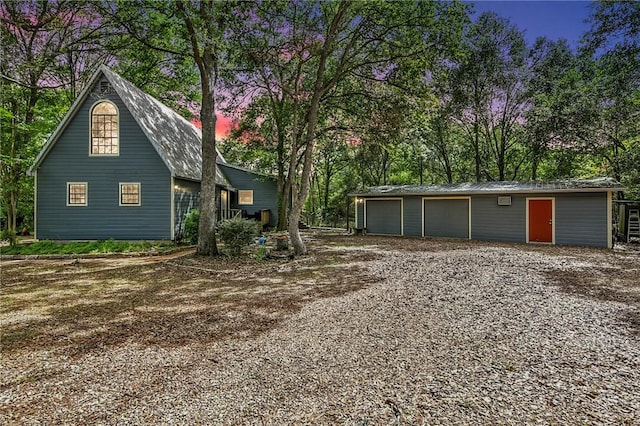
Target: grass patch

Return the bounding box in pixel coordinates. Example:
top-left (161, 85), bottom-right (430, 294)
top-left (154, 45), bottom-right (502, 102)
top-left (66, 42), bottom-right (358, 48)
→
top-left (0, 239), bottom-right (176, 255)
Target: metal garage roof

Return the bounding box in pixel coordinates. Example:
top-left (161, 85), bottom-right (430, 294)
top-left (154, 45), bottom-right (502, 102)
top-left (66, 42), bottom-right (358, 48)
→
top-left (351, 177), bottom-right (624, 197)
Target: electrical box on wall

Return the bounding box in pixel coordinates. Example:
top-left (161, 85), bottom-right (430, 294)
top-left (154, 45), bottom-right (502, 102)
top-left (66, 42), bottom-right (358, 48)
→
top-left (497, 196), bottom-right (512, 206)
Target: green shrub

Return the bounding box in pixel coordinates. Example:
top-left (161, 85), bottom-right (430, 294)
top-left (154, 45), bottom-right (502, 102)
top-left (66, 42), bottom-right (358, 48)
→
top-left (1, 230), bottom-right (17, 246)
top-left (184, 209), bottom-right (199, 244)
top-left (218, 218), bottom-right (260, 256)
top-left (253, 245), bottom-right (268, 262)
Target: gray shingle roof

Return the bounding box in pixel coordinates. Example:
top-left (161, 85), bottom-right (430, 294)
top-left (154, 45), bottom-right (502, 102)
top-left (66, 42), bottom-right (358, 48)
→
top-left (30, 66), bottom-right (231, 187)
top-left (352, 178), bottom-right (624, 196)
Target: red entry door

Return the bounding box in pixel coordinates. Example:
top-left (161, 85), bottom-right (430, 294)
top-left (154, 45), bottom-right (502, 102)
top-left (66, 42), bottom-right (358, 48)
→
top-left (529, 199), bottom-right (553, 243)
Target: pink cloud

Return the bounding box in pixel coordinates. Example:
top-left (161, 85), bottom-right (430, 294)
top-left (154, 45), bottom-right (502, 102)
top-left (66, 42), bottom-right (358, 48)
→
top-left (190, 114), bottom-right (234, 139)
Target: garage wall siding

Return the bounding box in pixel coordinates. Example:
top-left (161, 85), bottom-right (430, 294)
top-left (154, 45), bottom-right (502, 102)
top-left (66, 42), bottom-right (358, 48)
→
top-left (356, 201), bottom-right (365, 229)
top-left (471, 195), bottom-right (526, 243)
top-left (555, 193), bottom-right (607, 247)
top-left (403, 196), bottom-right (422, 237)
top-left (356, 191), bottom-right (610, 247)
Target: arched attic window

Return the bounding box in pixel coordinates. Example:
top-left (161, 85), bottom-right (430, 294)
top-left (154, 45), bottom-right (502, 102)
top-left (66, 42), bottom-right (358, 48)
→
top-left (90, 101), bottom-right (119, 155)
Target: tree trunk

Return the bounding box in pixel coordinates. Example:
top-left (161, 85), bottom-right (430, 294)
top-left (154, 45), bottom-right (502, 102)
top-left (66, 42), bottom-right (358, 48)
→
top-left (286, 1), bottom-right (349, 254)
top-left (473, 121), bottom-right (481, 182)
top-left (276, 115), bottom-right (289, 231)
top-left (276, 174), bottom-right (289, 231)
top-left (196, 53), bottom-right (219, 256)
top-left (178, 1), bottom-right (220, 256)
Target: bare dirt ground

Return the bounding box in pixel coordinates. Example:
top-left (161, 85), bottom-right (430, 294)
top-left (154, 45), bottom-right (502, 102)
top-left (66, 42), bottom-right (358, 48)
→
top-left (1, 231), bottom-right (639, 424)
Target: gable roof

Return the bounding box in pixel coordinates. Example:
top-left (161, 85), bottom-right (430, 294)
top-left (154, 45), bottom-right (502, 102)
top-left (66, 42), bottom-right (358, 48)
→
top-left (351, 177), bottom-right (624, 197)
top-left (29, 65), bottom-right (230, 186)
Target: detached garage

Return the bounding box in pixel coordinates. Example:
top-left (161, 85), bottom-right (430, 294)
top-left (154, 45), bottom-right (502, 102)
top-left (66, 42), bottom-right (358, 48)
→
top-left (353, 178), bottom-right (623, 248)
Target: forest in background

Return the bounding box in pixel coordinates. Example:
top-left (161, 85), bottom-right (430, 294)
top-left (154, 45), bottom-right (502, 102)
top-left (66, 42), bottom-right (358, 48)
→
top-left (2, 0), bottom-right (639, 237)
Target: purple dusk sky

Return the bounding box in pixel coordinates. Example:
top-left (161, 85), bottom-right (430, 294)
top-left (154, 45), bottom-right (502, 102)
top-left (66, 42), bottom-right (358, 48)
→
top-left (465, 1), bottom-right (592, 48)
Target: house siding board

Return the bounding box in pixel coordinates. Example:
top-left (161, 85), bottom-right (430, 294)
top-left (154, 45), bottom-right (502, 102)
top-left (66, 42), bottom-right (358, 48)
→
top-left (555, 193), bottom-right (608, 247)
top-left (366, 200), bottom-right (401, 235)
top-left (36, 79), bottom-right (171, 240)
top-left (403, 196), bottom-right (422, 237)
top-left (423, 198), bottom-right (469, 238)
top-left (471, 195), bottom-right (526, 242)
top-left (218, 164), bottom-right (278, 227)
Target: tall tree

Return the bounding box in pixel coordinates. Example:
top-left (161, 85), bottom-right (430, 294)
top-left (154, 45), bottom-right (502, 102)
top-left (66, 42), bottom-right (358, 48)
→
top-left (525, 37), bottom-right (578, 179)
top-left (0, 0), bottom-right (110, 235)
top-left (175, 1), bottom-right (223, 256)
top-left (452, 12), bottom-right (529, 181)
top-left (234, 0), bottom-right (467, 254)
top-left (581, 0), bottom-right (640, 195)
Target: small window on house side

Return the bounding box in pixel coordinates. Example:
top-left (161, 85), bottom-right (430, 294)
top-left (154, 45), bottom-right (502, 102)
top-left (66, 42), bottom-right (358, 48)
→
top-left (91, 101), bottom-right (119, 155)
top-left (238, 190), bottom-right (253, 205)
top-left (67, 183), bottom-right (87, 206)
top-left (120, 183), bottom-right (141, 206)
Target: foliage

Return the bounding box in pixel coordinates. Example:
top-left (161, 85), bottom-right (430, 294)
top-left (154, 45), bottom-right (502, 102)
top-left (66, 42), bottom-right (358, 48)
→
top-left (184, 209), bottom-right (200, 245)
top-left (218, 218), bottom-right (260, 257)
top-left (1, 230), bottom-right (17, 246)
top-left (252, 245), bottom-right (268, 262)
top-left (0, 0), bottom-right (105, 233)
top-left (2, 0), bottom-right (639, 254)
top-left (0, 239), bottom-right (174, 255)
top-left (230, 0), bottom-right (468, 252)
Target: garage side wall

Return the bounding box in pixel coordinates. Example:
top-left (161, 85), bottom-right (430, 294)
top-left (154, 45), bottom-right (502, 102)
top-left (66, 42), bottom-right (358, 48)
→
top-left (355, 200), bottom-right (364, 229)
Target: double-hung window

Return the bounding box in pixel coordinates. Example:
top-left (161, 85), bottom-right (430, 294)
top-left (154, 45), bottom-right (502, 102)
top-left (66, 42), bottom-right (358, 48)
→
top-left (120, 183), bottom-right (141, 206)
top-left (67, 183), bottom-right (87, 206)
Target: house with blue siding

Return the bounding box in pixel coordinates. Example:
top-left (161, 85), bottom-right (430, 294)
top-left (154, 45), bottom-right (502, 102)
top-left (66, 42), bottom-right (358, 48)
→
top-left (28, 66), bottom-right (278, 241)
top-left (352, 179), bottom-right (624, 248)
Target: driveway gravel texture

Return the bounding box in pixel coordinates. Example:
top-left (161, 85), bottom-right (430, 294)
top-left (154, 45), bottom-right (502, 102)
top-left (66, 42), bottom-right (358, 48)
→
top-left (1, 231), bottom-right (639, 424)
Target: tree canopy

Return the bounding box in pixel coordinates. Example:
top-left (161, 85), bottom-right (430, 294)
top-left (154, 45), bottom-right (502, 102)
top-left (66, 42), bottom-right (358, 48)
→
top-left (2, 0), bottom-right (638, 248)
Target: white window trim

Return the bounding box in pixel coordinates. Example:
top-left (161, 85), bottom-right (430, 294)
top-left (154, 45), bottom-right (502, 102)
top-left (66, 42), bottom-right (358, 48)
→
top-left (238, 189), bottom-right (254, 205)
top-left (67, 182), bottom-right (88, 206)
top-left (89, 100), bottom-right (120, 157)
top-left (119, 182), bottom-right (141, 206)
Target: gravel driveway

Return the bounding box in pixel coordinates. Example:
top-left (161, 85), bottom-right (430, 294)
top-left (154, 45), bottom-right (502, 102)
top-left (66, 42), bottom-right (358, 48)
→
top-left (2, 234), bottom-right (639, 424)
